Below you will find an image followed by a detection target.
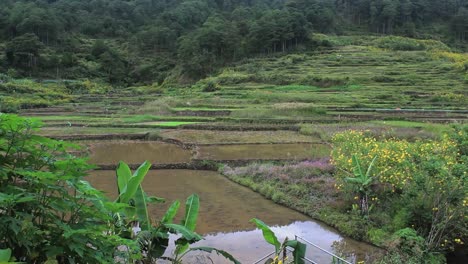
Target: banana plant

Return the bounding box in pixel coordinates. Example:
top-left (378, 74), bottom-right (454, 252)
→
top-left (138, 197), bottom-right (197, 262)
top-left (251, 218), bottom-right (306, 264)
top-left (345, 155), bottom-right (377, 216)
top-left (114, 162), bottom-right (239, 263)
top-left (115, 161), bottom-right (164, 232)
top-left (157, 195), bottom-right (240, 264)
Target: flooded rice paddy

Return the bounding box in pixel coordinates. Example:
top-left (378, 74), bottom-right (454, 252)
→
top-left (88, 169), bottom-right (381, 263)
top-left (86, 141), bottom-right (330, 165)
top-left (196, 143), bottom-right (330, 161)
top-left (87, 140), bottom-right (192, 164)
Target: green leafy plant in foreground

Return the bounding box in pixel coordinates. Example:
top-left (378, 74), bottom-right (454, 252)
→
top-left (0, 248), bottom-right (12, 262)
top-left (115, 161), bottom-right (164, 233)
top-left (251, 218), bottom-right (306, 264)
top-left (0, 114), bottom-right (137, 263)
top-left (114, 161), bottom-right (240, 264)
top-left (332, 127), bottom-right (467, 262)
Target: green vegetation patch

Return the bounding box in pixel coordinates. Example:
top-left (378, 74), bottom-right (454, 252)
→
top-left (142, 121), bottom-right (200, 127)
top-left (371, 120), bottom-right (453, 136)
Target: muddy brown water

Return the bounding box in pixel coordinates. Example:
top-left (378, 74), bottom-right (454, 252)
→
top-left (87, 140), bottom-right (192, 165)
top-left (88, 170), bottom-right (381, 263)
top-left (87, 141), bottom-right (330, 165)
top-left (196, 143), bottom-right (330, 161)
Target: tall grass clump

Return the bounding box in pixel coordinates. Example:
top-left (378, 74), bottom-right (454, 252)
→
top-left (137, 97), bottom-right (178, 115)
top-left (373, 36), bottom-right (449, 51)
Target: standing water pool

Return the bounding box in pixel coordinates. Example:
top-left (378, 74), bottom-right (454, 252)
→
top-left (88, 169), bottom-right (381, 263)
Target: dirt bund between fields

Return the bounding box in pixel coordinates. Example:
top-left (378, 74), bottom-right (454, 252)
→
top-left (93, 158), bottom-right (314, 171)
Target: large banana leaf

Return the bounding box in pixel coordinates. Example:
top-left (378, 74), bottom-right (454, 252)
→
top-left (175, 194), bottom-right (200, 255)
top-left (0, 248), bottom-right (11, 262)
top-left (347, 155), bottom-right (376, 188)
top-left (284, 240), bottom-right (306, 264)
top-left (164, 223), bottom-right (203, 242)
top-left (116, 161), bottom-right (159, 229)
top-left (161, 200), bottom-right (180, 224)
top-left (117, 161), bottom-right (151, 203)
top-left (134, 185), bottom-right (150, 230)
top-left (137, 230), bottom-right (168, 260)
top-left (365, 155), bottom-right (378, 178)
top-left (250, 218), bottom-right (281, 253)
top-left (116, 161), bottom-right (132, 195)
top-left (351, 155), bottom-right (363, 178)
top-left (181, 194), bottom-right (199, 231)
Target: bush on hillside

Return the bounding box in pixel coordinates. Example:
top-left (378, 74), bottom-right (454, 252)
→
top-left (373, 36), bottom-right (450, 51)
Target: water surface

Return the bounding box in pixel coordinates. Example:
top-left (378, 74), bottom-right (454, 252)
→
top-left (87, 140), bottom-right (192, 165)
top-left (88, 170), bottom-right (380, 263)
top-left (196, 143), bottom-right (330, 161)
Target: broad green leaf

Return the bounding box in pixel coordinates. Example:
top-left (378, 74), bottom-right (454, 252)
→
top-left (366, 156), bottom-right (378, 178)
top-left (134, 185), bottom-right (150, 231)
top-left (46, 246), bottom-right (64, 259)
top-left (173, 195), bottom-right (201, 257)
top-left (118, 161), bottom-right (151, 203)
top-left (250, 218), bottom-right (280, 253)
top-left (176, 244), bottom-right (189, 257)
top-left (161, 201), bottom-right (180, 224)
top-left (164, 223), bottom-right (202, 242)
top-left (132, 160), bottom-right (152, 179)
top-left (75, 180), bottom-right (102, 196)
top-left (146, 195), bottom-right (165, 204)
top-left (15, 196), bottom-right (35, 203)
top-left (116, 161), bottom-right (132, 195)
top-left (189, 247), bottom-right (241, 264)
top-left (123, 206), bottom-right (137, 220)
top-left (181, 194), bottom-right (199, 231)
top-left (345, 177), bottom-right (363, 184)
top-left (0, 248), bottom-right (12, 262)
top-left (284, 240), bottom-right (306, 264)
top-left (363, 177), bottom-right (373, 186)
top-left (102, 201), bottom-right (130, 213)
top-left (352, 155), bottom-right (363, 178)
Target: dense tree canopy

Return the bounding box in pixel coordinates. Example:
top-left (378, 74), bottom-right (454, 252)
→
top-left (0, 0), bottom-right (466, 84)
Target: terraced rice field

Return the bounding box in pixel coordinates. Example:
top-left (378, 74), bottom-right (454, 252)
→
top-left (21, 43), bottom-right (466, 164)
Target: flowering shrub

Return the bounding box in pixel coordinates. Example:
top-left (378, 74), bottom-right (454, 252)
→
top-left (331, 130), bottom-right (457, 190)
top-left (331, 128), bottom-right (467, 259)
top-left (432, 51), bottom-right (468, 72)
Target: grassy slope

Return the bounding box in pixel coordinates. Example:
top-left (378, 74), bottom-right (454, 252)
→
top-left (11, 35), bottom-right (465, 143)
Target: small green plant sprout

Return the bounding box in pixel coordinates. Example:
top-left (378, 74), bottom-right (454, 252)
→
top-left (251, 218), bottom-right (306, 264)
top-left (345, 155), bottom-right (377, 216)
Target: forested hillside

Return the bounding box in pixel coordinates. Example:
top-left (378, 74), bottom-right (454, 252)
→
top-left (0, 0), bottom-right (467, 84)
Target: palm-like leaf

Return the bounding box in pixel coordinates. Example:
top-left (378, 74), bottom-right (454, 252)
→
top-left (284, 240), bottom-right (306, 264)
top-left (250, 218), bottom-right (281, 253)
top-left (175, 194), bottom-right (200, 255)
top-left (161, 200), bottom-right (180, 224)
top-left (181, 194), bottom-right (199, 231)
